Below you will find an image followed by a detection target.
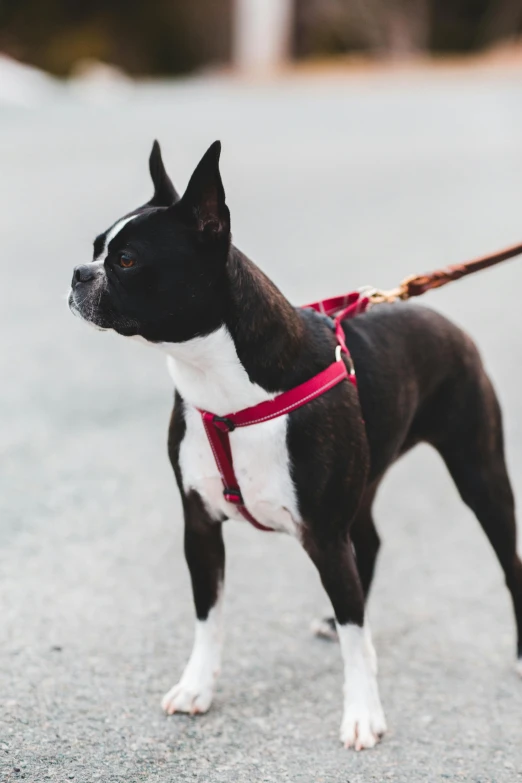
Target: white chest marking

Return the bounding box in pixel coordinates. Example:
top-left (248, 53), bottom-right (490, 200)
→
top-left (162, 326), bottom-right (301, 536)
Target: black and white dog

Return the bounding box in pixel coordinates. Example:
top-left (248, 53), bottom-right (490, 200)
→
top-left (69, 141), bottom-right (522, 750)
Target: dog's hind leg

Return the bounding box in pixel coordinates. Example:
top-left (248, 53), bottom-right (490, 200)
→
top-left (435, 371), bottom-right (522, 672)
top-left (312, 486), bottom-right (381, 641)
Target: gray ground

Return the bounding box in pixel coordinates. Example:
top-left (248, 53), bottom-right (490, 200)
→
top-left (2, 64), bottom-right (522, 783)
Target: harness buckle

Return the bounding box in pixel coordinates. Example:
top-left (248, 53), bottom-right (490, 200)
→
top-left (223, 488), bottom-right (242, 504)
top-left (213, 415), bottom-right (236, 432)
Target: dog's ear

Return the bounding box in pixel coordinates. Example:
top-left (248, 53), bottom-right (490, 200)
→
top-left (147, 140), bottom-right (179, 207)
top-left (177, 141), bottom-right (230, 240)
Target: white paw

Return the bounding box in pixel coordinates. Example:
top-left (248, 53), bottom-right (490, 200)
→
top-left (163, 605), bottom-right (223, 716)
top-left (161, 678), bottom-right (215, 715)
top-left (515, 658), bottom-right (522, 677)
top-left (340, 702), bottom-right (387, 751)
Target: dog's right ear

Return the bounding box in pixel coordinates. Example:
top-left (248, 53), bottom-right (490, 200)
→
top-left (176, 141), bottom-right (230, 242)
top-left (147, 140), bottom-right (179, 207)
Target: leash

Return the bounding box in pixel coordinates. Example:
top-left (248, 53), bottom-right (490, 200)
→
top-left (199, 238), bottom-right (522, 532)
top-left (365, 238), bottom-right (522, 304)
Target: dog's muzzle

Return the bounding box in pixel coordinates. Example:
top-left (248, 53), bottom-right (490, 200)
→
top-left (69, 261), bottom-right (107, 325)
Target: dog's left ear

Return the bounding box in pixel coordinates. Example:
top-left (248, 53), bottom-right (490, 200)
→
top-left (148, 140), bottom-right (179, 207)
top-left (177, 141), bottom-right (230, 240)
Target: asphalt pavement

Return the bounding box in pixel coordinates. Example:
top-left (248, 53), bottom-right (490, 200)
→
top-left (2, 64), bottom-right (522, 782)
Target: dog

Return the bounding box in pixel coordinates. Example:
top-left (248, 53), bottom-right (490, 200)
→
top-left (68, 140), bottom-right (522, 750)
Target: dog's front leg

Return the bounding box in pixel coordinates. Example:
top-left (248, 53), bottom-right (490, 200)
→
top-left (304, 534), bottom-right (386, 750)
top-left (162, 492), bottom-right (225, 715)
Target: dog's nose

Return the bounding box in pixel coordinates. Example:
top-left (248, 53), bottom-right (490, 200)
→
top-left (72, 264), bottom-right (96, 286)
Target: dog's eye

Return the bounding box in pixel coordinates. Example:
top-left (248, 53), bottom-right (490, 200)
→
top-left (119, 253), bottom-right (136, 268)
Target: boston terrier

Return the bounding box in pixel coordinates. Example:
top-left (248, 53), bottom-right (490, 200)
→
top-left (68, 141), bottom-right (522, 750)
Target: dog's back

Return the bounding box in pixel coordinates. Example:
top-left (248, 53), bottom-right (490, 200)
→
top-left (343, 303), bottom-right (492, 479)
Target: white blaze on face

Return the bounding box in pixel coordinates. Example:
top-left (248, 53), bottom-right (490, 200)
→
top-left (93, 214), bottom-right (138, 268)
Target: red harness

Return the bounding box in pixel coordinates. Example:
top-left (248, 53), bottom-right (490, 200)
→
top-left (199, 291), bottom-right (370, 532)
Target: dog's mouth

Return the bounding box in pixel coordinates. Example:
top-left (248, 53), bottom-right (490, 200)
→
top-left (68, 286), bottom-right (109, 331)
top-left (68, 282), bottom-right (142, 337)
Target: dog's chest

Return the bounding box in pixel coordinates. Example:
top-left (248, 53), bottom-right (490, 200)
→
top-left (179, 405), bottom-right (300, 535)
top-left (164, 329), bottom-right (301, 536)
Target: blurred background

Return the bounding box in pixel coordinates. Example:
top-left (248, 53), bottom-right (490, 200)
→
top-left (1, 0), bottom-right (522, 81)
top-left (2, 3), bottom-right (522, 783)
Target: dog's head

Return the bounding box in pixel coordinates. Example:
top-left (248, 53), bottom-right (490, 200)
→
top-left (68, 141), bottom-right (231, 343)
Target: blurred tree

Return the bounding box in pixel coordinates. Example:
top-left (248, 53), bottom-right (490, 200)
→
top-left (294, 0), bottom-right (430, 57)
top-left (431, 0), bottom-right (490, 51)
top-left (478, 0), bottom-right (522, 47)
top-left (0, 0), bottom-right (232, 76)
top-left (294, 0), bottom-right (522, 58)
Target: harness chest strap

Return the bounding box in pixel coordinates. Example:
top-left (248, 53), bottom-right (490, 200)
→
top-left (198, 291), bottom-right (370, 532)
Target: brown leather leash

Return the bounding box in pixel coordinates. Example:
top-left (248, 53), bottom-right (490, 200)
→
top-left (366, 239), bottom-right (522, 305)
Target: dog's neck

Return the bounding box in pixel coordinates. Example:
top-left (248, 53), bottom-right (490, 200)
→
top-left (161, 247), bottom-right (303, 415)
